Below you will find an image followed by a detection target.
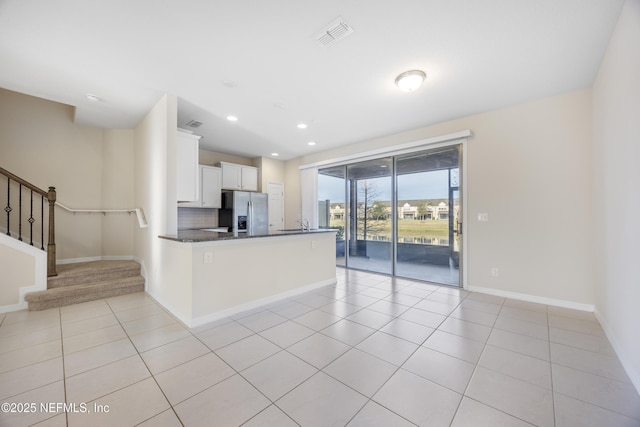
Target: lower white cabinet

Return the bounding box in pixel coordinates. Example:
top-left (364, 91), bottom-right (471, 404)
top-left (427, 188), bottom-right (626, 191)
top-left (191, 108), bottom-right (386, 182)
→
top-left (179, 166), bottom-right (221, 208)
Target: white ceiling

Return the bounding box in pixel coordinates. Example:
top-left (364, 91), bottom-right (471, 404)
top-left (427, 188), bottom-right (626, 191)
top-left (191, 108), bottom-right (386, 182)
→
top-left (0, 0), bottom-right (624, 160)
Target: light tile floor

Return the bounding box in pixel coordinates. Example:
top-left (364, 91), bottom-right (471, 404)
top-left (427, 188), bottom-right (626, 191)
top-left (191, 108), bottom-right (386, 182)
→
top-left (1, 268), bottom-right (639, 426)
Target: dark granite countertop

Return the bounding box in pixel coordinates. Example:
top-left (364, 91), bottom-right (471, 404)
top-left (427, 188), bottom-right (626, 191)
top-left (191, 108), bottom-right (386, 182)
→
top-left (159, 228), bottom-right (336, 243)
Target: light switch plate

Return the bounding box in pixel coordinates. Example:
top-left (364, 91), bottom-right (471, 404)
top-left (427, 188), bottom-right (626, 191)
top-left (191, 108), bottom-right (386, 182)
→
top-left (478, 213), bottom-right (489, 222)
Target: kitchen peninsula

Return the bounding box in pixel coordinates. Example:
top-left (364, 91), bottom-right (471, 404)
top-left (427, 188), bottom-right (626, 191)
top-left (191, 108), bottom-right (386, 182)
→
top-left (157, 229), bottom-right (337, 327)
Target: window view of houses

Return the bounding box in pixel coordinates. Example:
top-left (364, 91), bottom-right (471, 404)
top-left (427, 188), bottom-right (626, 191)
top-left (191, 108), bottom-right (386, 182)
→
top-left (319, 197), bottom-right (460, 248)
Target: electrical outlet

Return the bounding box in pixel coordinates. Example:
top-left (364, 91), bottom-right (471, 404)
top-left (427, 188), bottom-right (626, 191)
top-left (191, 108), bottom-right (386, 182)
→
top-left (311, 240), bottom-right (317, 249)
top-left (204, 252), bottom-right (213, 264)
top-left (491, 267), bottom-right (499, 277)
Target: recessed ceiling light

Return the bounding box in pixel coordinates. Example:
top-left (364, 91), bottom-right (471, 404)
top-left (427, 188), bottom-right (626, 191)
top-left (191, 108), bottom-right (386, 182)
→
top-left (86, 94), bottom-right (100, 102)
top-left (395, 70), bottom-right (426, 92)
top-left (297, 123), bottom-right (307, 129)
top-left (271, 152), bottom-right (279, 156)
top-left (226, 116), bottom-right (238, 122)
top-left (308, 141), bottom-right (316, 146)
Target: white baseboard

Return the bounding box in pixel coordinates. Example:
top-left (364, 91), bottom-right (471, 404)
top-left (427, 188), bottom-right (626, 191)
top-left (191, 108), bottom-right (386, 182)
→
top-left (594, 309), bottom-right (640, 395)
top-left (188, 277), bottom-right (337, 328)
top-left (466, 285), bottom-right (595, 312)
top-left (57, 255), bottom-right (135, 264)
top-left (152, 277), bottom-right (337, 329)
top-left (144, 291), bottom-right (193, 327)
top-left (0, 301), bottom-right (28, 314)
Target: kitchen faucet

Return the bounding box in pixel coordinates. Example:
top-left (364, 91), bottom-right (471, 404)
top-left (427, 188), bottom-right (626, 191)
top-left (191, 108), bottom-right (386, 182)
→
top-left (297, 218), bottom-right (310, 231)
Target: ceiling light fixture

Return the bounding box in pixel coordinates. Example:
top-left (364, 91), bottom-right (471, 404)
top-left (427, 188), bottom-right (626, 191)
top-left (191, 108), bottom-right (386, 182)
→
top-left (86, 94), bottom-right (100, 102)
top-left (226, 116), bottom-right (238, 122)
top-left (271, 152), bottom-right (279, 157)
top-left (307, 141), bottom-right (316, 146)
top-left (297, 123), bottom-right (307, 129)
top-left (394, 70), bottom-right (426, 92)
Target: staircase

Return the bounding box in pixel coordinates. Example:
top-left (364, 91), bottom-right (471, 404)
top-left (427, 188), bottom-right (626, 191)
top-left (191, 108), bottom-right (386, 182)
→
top-left (25, 260), bottom-right (145, 311)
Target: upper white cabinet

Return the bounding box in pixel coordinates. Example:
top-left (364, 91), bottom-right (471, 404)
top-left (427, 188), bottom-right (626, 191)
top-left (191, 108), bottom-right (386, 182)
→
top-left (220, 162), bottom-right (258, 191)
top-left (220, 162), bottom-right (242, 190)
top-left (176, 131), bottom-right (200, 202)
top-left (180, 166), bottom-right (222, 208)
top-left (201, 166), bottom-right (222, 208)
top-left (241, 166), bottom-right (258, 191)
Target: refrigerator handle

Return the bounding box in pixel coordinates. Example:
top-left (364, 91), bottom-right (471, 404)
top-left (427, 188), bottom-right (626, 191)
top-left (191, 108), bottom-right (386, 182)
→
top-left (247, 201), bottom-right (253, 235)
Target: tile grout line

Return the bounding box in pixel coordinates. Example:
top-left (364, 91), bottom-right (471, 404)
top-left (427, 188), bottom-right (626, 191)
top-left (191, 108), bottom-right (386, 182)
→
top-left (455, 294), bottom-right (505, 424)
top-left (327, 288), bottom-right (464, 426)
top-left (7, 270), bottom-right (635, 426)
top-left (59, 307), bottom-right (69, 427)
top-left (103, 297), bottom-right (186, 427)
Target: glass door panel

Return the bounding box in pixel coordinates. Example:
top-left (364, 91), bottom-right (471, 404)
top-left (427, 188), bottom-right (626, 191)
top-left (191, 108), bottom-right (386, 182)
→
top-left (318, 166), bottom-right (346, 266)
top-left (346, 158), bottom-right (393, 275)
top-left (395, 147), bottom-right (460, 285)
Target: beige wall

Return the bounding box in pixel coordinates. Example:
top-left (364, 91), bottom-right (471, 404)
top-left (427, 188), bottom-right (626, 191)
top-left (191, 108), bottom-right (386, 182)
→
top-left (592, 0), bottom-right (640, 390)
top-left (256, 156), bottom-right (286, 193)
top-left (133, 94), bottom-right (193, 320)
top-left (198, 149), bottom-right (256, 167)
top-left (190, 232), bottom-right (336, 325)
top-left (102, 129), bottom-right (135, 256)
top-left (285, 89), bottom-right (594, 305)
top-left (0, 88), bottom-right (136, 260)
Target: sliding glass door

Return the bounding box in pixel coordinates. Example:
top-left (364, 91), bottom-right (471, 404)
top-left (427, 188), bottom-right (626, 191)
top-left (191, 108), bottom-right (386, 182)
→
top-left (317, 144), bottom-right (462, 286)
top-left (395, 147), bottom-right (460, 285)
top-left (346, 158), bottom-right (393, 275)
top-left (317, 166), bottom-right (346, 266)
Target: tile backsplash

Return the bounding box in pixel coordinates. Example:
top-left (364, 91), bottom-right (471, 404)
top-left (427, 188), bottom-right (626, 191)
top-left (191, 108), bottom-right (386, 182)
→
top-left (178, 207), bottom-right (218, 230)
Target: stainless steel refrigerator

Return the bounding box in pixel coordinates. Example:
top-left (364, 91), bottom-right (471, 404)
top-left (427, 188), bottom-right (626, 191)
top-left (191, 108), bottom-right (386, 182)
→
top-left (219, 191), bottom-right (269, 235)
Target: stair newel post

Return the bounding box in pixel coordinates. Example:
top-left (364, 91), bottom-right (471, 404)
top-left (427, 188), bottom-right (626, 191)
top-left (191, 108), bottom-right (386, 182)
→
top-left (47, 186), bottom-right (57, 277)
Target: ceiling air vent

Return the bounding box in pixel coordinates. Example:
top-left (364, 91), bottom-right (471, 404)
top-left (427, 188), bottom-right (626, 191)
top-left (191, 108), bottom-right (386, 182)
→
top-left (315, 17), bottom-right (354, 47)
top-left (185, 120), bottom-right (203, 129)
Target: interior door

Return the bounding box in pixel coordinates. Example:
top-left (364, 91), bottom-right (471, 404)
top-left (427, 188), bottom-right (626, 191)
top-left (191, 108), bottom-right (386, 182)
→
top-left (267, 182), bottom-right (284, 232)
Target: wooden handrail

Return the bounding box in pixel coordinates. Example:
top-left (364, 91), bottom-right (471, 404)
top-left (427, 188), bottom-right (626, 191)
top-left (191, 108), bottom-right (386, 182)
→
top-left (1, 167), bottom-right (57, 276)
top-left (0, 167), bottom-right (48, 197)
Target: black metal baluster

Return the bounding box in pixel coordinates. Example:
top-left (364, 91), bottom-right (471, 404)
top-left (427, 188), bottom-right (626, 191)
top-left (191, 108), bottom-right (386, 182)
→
top-left (29, 190), bottom-right (35, 246)
top-left (18, 184), bottom-right (23, 241)
top-left (5, 178), bottom-right (11, 236)
top-left (41, 195), bottom-right (44, 250)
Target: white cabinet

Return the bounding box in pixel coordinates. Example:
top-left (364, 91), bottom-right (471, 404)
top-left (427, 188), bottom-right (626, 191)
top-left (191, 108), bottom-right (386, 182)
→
top-left (220, 162), bottom-right (258, 191)
top-left (241, 166), bottom-right (258, 191)
top-left (180, 166), bottom-right (222, 208)
top-left (177, 132), bottom-right (200, 202)
top-left (220, 162), bottom-right (242, 190)
top-left (201, 166), bottom-right (222, 208)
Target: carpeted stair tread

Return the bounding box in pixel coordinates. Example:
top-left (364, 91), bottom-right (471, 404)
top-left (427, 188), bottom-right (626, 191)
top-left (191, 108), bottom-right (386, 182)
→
top-left (48, 260), bottom-right (141, 288)
top-left (25, 276), bottom-right (144, 310)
